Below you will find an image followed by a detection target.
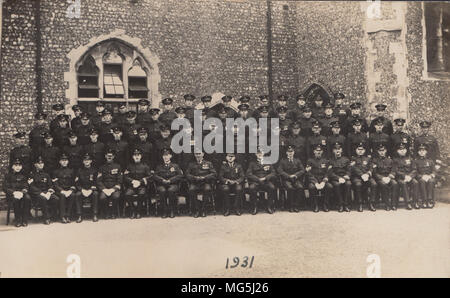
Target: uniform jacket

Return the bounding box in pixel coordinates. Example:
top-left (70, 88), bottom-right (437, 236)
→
top-left (52, 167), bottom-right (76, 191)
top-left (393, 156), bottom-right (417, 180)
top-left (97, 162), bottom-right (122, 189)
top-left (306, 157), bottom-right (330, 183)
top-left (350, 155), bottom-right (372, 178)
top-left (277, 158), bottom-right (305, 180)
top-left (29, 170), bottom-right (53, 195)
top-left (4, 171), bottom-right (29, 195)
top-left (154, 162), bottom-right (184, 184)
top-left (372, 156), bottom-right (395, 179)
top-left (329, 156), bottom-right (351, 180)
top-left (219, 161), bottom-right (245, 184)
top-left (124, 162), bottom-right (152, 188)
top-left (186, 159), bottom-right (217, 182)
top-left (76, 166), bottom-right (98, 190)
top-left (414, 157), bottom-right (435, 175)
top-left (246, 159), bottom-right (277, 182)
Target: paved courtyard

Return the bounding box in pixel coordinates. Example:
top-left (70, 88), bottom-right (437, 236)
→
top-left (0, 203), bottom-right (449, 278)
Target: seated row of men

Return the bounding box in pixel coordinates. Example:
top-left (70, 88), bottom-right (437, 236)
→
top-left (5, 136), bottom-right (437, 227)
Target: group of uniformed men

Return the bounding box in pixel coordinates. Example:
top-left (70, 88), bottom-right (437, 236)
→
top-left (4, 92), bottom-right (442, 227)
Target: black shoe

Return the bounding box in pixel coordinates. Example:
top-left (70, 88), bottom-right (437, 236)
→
top-left (251, 206), bottom-right (257, 215)
top-left (313, 204), bottom-right (319, 213)
top-left (421, 201), bottom-right (427, 209)
top-left (392, 205), bottom-right (397, 211)
top-left (427, 201), bottom-right (435, 208)
top-left (76, 216), bottom-right (82, 223)
top-left (22, 221), bottom-right (28, 227)
top-left (406, 203), bottom-right (413, 210)
top-left (414, 202), bottom-right (420, 209)
top-left (61, 217), bottom-right (67, 224)
top-left (110, 214), bottom-right (116, 220)
top-left (130, 212), bottom-right (136, 219)
top-left (344, 206), bottom-right (351, 212)
top-left (136, 213), bottom-right (142, 219)
top-left (66, 217), bottom-right (71, 223)
top-left (15, 221), bottom-right (22, 227)
top-left (323, 205), bottom-right (329, 212)
top-left (223, 210), bottom-right (230, 217)
top-left (236, 210), bottom-right (241, 216)
top-left (169, 210), bottom-right (175, 218)
top-left (338, 206), bottom-right (344, 213)
top-left (93, 215), bottom-right (99, 222)
top-left (201, 211), bottom-right (207, 217)
top-left (162, 212), bottom-right (168, 219)
top-left (193, 211), bottom-right (199, 218)
top-left (369, 203), bottom-right (376, 212)
top-left (294, 207), bottom-right (300, 213)
top-left (44, 219), bottom-right (51, 225)
top-left (267, 207), bottom-right (274, 214)
top-left (357, 204), bottom-right (363, 212)
top-left (385, 205), bottom-right (391, 211)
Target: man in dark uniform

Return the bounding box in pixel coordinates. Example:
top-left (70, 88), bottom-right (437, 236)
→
top-left (50, 103), bottom-right (69, 134)
top-left (414, 121), bottom-right (441, 162)
top-left (274, 94), bottom-right (289, 112)
top-left (133, 127), bottom-right (155, 170)
top-left (246, 149), bottom-right (277, 215)
top-left (154, 124), bottom-right (174, 164)
top-left (173, 106), bottom-right (188, 135)
top-left (221, 95), bottom-right (238, 119)
top-left (311, 94), bottom-right (325, 120)
top-left (393, 143), bottom-right (418, 210)
top-left (277, 145), bottom-right (305, 212)
top-left (153, 148), bottom-right (184, 218)
top-left (63, 131), bottom-right (83, 170)
top-left (390, 118), bottom-right (412, 158)
top-left (10, 132), bottom-right (32, 174)
top-left (29, 156), bottom-right (58, 225)
top-left (75, 153), bottom-right (99, 222)
top-left (415, 144), bottom-right (436, 208)
top-left (253, 95), bottom-right (275, 119)
top-left (183, 94), bottom-right (196, 124)
top-left (350, 143), bottom-right (377, 212)
top-left (70, 105), bottom-right (83, 131)
top-left (201, 95), bottom-right (218, 119)
top-left (98, 109), bottom-right (117, 144)
top-left (329, 143), bottom-right (352, 212)
top-left (327, 121), bottom-right (347, 158)
top-left (52, 153), bottom-right (77, 223)
top-left (52, 114), bottom-right (71, 149)
top-left (287, 121), bottom-right (307, 165)
top-left (319, 103), bottom-right (338, 137)
top-left (343, 102), bottom-right (369, 135)
top-left (238, 96), bottom-right (254, 119)
top-left (124, 148), bottom-right (152, 219)
top-left (298, 106), bottom-right (316, 138)
top-left (29, 112), bottom-right (48, 151)
top-left (369, 118), bottom-right (391, 158)
top-left (122, 111), bottom-right (141, 147)
top-left (114, 102), bottom-right (129, 127)
top-left (219, 152), bottom-right (245, 216)
top-left (369, 103), bottom-right (393, 135)
top-left (106, 126), bottom-right (129, 170)
top-left (147, 108), bottom-right (162, 143)
top-left (186, 151), bottom-right (217, 218)
top-left (306, 120), bottom-right (328, 160)
top-left (4, 158), bottom-right (31, 227)
top-left (97, 149), bottom-right (123, 219)
top-left (345, 118), bottom-right (369, 158)
top-left (136, 99), bottom-right (153, 127)
top-left (288, 94), bottom-right (307, 121)
top-left (38, 132), bottom-right (61, 174)
top-left (277, 106), bottom-right (292, 134)
top-left (306, 144), bottom-right (332, 212)
top-left (333, 92), bottom-right (350, 125)
top-left (75, 112), bottom-right (93, 146)
top-left (159, 97), bottom-right (178, 126)
top-left (91, 101), bottom-right (106, 129)
top-left (372, 144), bottom-right (398, 211)
top-left (83, 128), bottom-right (106, 168)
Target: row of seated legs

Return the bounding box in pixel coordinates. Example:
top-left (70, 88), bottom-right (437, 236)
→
top-left (6, 179), bottom-right (436, 225)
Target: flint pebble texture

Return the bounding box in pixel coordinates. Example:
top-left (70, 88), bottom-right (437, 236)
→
top-left (0, 0), bottom-right (449, 196)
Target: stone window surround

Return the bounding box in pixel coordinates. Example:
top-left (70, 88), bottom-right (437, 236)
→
top-left (64, 29), bottom-right (162, 109)
top-left (421, 2), bottom-right (450, 81)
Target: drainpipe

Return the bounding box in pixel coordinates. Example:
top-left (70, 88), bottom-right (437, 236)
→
top-left (35, 0), bottom-right (42, 113)
top-left (266, 0), bottom-right (273, 101)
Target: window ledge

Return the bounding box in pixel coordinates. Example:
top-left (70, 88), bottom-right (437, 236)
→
top-left (422, 71), bottom-right (450, 81)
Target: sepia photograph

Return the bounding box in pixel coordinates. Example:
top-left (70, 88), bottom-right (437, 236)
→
top-left (0, 0), bottom-right (449, 283)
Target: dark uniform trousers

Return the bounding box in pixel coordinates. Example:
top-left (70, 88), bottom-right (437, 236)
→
top-left (393, 157), bottom-right (418, 205)
top-left (154, 162), bottom-right (183, 214)
top-left (277, 158), bottom-right (305, 210)
top-left (329, 156), bottom-right (352, 208)
top-left (75, 167), bottom-right (99, 216)
top-left (53, 167), bottom-right (77, 218)
top-left (186, 160), bottom-right (217, 214)
top-left (246, 161), bottom-right (277, 210)
top-left (29, 170), bottom-right (58, 221)
top-left (306, 158), bottom-right (333, 210)
top-left (124, 162), bottom-right (152, 215)
top-left (415, 158), bottom-right (436, 205)
top-left (97, 162), bottom-right (122, 217)
top-left (372, 157), bottom-right (398, 207)
top-left (4, 171), bottom-right (31, 223)
top-left (351, 156), bottom-right (377, 205)
top-left (219, 162), bottom-right (245, 212)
